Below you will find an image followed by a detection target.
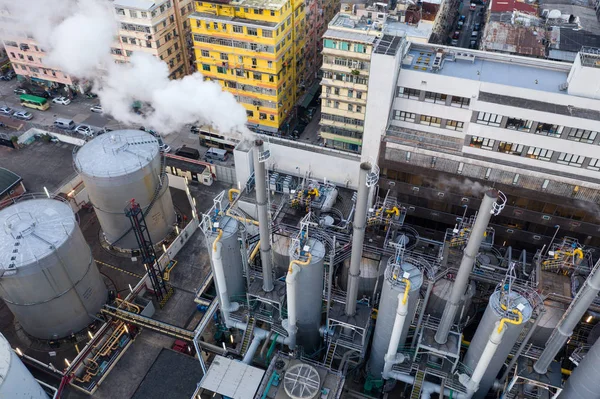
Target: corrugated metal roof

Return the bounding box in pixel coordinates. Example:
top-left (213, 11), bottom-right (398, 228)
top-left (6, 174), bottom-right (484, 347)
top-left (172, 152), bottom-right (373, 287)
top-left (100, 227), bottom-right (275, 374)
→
top-left (490, 0), bottom-right (537, 14)
top-left (0, 167), bottom-right (21, 197)
top-left (482, 21), bottom-right (546, 58)
top-left (200, 356), bottom-right (264, 399)
top-left (322, 28), bottom-right (378, 44)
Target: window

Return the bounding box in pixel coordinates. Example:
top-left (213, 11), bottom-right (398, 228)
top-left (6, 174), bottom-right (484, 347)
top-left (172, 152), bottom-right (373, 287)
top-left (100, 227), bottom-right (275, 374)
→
top-left (451, 96), bottom-right (470, 108)
top-left (356, 105), bottom-right (362, 113)
top-left (251, 58), bottom-right (257, 66)
top-left (446, 120), bottom-right (464, 131)
top-left (323, 39), bottom-right (336, 49)
top-left (146, 40), bottom-right (152, 48)
top-left (247, 110), bottom-right (254, 117)
top-left (334, 101), bottom-right (340, 109)
top-left (526, 147), bottom-right (553, 161)
top-left (202, 64), bottom-right (210, 71)
top-left (423, 91), bottom-right (447, 104)
top-left (354, 43), bottom-right (365, 53)
top-left (220, 53), bottom-right (228, 60)
top-left (116, 7), bottom-right (125, 15)
top-left (470, 136), bottom-right (495, 150)
top-left (254, 8), bottom-right (263, 14)
top-left (213, 22), bottom-right (218, 29)
top-left (420, 115), bottom-right (442, 127)
top-left (348, 104), bottom-right (353, 112)
top-left (497, 141), bottom-right (523, 156)
top-left (29, 67), bottom-right (39, 73)
top-left (130, 10), bottom-right (138, 17)
top-left (233, 25), bottom-right (243, 33)
top-left (126, 50), bottom-right (133, 56)
top-left (201, 49), bottom-right (209, 57)
top-left (347, 90), bottom-right (353, 98)
top-left (535, 123), bottom-right (563, 138)
top-left (396, 87), bottom-right (419, 99)
top-left (18, 53), bottom-right (23, 59)
top-left (357, 91), bottom-right (363, 100)
top-left (393, 111), bottom-right (416, 122)
top-left (217, 66), bottom-right (226, 74)
top-left (271, 10), bottom-right (275, 16)
top-left (253, 72), bottom-right (261, 80)
top-left (129, 37), bottom-right (136, 44)
top-left (557, 152), bottom-right (584, 167)
top-left (269, 75), bottom-right (274, 82)
top-left (267, 61), bottom-right (272, 68)
top-left (27, 55), bottom-right (34, 61)
top-left (588, 158), bottom-right (600, 171)
top-left (259, 112), bottom-right (267, 119)
top-left (155, 39), bottom-right (161, 47)
top-left (247, 27), bottom-right (258, 36)
top-left (477, 112), bottom-right (502, 127)
top-left (262, 29), bottom-right (273, 38)
top-left (506, 118), bottom-right (532, 131)
top-left (567, 129), bottom-right (597, 144)
top-left (167, 47), bottom-right (172, 55)
top-left (222, 23), bottom-right (227, 30)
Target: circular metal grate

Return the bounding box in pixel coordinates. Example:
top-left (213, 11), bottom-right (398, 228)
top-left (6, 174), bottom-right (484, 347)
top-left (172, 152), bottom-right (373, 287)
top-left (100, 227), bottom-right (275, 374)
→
top-left (283, 363), bottom-right (321, 399)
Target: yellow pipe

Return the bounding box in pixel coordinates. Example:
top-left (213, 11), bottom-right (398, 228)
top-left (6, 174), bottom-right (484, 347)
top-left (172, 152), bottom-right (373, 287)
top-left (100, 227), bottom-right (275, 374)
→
top-left (561, 368), bottom-right (572, 376)
top-left (250, 240), bottom-right (261, 261)
top-left (228, 188), bottom-right (240, 202)
top-left (212, 228), bottom-right (223, 252)
top-left (498, 308), bottom-right (523, 333)
top-left (115, 298), bottom-right (140, 314)
top-left (401, 278), bottom-right (411, 305)
top-left (288, 253), bottom-right (312, 273)
top-left (573, 248), bottom-right (584, 259)
top-left (225, 208), bottom-right (259, 226)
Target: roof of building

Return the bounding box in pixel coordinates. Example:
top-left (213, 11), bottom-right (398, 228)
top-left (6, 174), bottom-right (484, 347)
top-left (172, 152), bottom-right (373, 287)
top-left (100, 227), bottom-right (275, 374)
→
top-left (481, 21), bottom-right (546, 57)
top-left (199, 355), bottom-right (264, 399)
top-left (374, 34), bottom-right (404, 55)
top-left (549, 27), bottom-right (600, 55)
top-left (323, 26), bottom-right (378, 44)
top-left (113, 0), bottom-right (166, 11)
top-left (540, 0), bottom-right (600, 35)
top-left (490, 0), bottom-right (537, 14)
top-left (190, 11), bottom-right (279, 26)
top-left (0, 167), bottom-right (21, 197)
top-left (402, 45), bottom-right (570, 94)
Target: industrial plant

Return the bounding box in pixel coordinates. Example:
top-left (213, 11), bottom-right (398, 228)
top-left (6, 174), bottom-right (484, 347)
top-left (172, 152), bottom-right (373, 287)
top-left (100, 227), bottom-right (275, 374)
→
top-left (1, 134), bottom-right (600, 399)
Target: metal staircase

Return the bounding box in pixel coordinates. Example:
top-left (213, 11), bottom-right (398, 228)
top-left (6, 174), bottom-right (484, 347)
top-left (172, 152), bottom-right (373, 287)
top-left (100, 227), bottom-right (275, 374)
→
top-left (410, 369), bottom-right (426, 399)
top-left (240, 317), bottom-right (256, 356)
top-left (102, 305), bottom-right (194, 340)
top-left (324, 340), bottom-right (337, 369)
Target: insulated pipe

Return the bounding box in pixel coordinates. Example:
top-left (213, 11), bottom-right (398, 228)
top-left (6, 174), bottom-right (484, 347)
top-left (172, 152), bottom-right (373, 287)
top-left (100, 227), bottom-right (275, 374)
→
top-left (346, 162), bottom-right (372, 316)
top-left (558, 336), bottom-right (600, 398)
top-left (243, 335), bottom-right (264, 364)
top-left (285, 262), bottom-right (301, 350)
top-left (435, 190), bottom-right (498, 344)
top-left (534, 258), bottom-right (600, 374)
top-left (383, 281), bottom-right (410, 379)
top-left (253, 139), bottom-right (274, 292)
top-left (212, 241), bottom-right (240, 325)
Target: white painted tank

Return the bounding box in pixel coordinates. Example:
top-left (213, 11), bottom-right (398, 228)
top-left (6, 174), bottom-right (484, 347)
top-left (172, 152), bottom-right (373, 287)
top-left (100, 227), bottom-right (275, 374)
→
top-left (207, 217), bottom-right (245, 299)
top-left (73, 130), bottom-right (176, 250)
top-left (0, 197), bottom-right (107, 339)
top-left (0, 333), bottom-right (48, 399)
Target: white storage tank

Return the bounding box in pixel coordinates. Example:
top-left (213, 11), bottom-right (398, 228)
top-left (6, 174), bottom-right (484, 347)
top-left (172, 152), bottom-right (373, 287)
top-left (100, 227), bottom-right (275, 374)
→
top-left (73, 130), bottom-right (176, 250)
top-left (0, 333), bottom-right (48, 399)
top-left (0, 197), bottom-right (107, 339)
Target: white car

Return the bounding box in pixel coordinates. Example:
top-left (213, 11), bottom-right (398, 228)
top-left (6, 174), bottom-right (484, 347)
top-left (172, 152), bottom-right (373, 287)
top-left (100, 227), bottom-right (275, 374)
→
top-left (0, 106), bottom-right (13, 116)
top-left (90, 104), bottom-right (103, 113)
top-left (75, 124), bottom-right (94, 137)
top-left (13, 111), bottom-right (33, 120)
top-left (52, 97), bottom-right (71, 105)
top-left (159, 143), bottom-right (171, 153)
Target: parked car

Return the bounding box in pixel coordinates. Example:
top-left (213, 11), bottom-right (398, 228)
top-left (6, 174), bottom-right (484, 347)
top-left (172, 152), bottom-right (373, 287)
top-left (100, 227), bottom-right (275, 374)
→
top-left (52, 97), bottom-right (71, 105)
top-left (190, 125), bottom-right (201, 134)
top-left (13, 110), bottom-right (33, 120)
top-left (451, 39), bottom-right (459, 46)
top-left (0, 71), bottom-right (15, 81)
top-left (452, 31), bottom-right (460, 40)
top-left (75, 124), bottom-right (94, 137)
top-left (459, 15), bottom-right (466, 21)
top-left (0, 106), bottom-right (13, 116)
top-left (159, 143), bottom-right (171, 153)
top-left (469, 40), bottom-right (478, 49)
top-left (457, 20), bottom-right (464, 30)
top-left (14, 88), bottom-right (28, 95)
top-left (90, 104), bottom-right (103, 113)
top-left (474, 22), bottom-right (481, 31)
top-left (469, 2), bottom-right (476, 11)
top-left (85, 92), bottom-right (98, 99)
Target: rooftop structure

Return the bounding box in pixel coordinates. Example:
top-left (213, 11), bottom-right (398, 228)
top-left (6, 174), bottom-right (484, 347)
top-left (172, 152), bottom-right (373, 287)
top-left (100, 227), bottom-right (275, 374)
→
top-left (0, 167), bottom-right (23, 202)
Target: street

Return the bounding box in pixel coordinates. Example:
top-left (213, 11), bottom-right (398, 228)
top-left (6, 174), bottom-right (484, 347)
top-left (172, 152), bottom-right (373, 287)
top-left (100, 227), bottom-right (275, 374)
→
top-left (453, 3), bottom-right (486, 49)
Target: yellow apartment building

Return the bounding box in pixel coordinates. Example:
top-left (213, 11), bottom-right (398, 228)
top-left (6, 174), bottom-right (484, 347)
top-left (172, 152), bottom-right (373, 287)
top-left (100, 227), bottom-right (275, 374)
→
top-left (190, 0), bottom-right (305, 143)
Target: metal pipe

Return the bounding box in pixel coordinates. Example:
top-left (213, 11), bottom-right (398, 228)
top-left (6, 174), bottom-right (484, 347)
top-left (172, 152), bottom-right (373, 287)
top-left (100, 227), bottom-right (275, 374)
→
top-left (253, 139), bottom-right (274, 292)
top-left (435, 189), bottom-right (498, 344)
top-left (558, 335), bottom-right (600, 398)
top-left (534, 258), bottom-right (600, 374)
top-left (383, 284), bottom-right (410, 379)
top-left (250, 240), bottom-right (261, 262)
top-left (346, 162), bottom-right (371, 316)
top-left (243, 335), bottom-right (264, 364)
top-left (212, 241), bottom-right (240, 326)
top-left (501, 309), bottom-right (544, 382)
top-left (260, 330), bottom-right (273, 358)
top-left (284, 255), bottom-right (310, 350)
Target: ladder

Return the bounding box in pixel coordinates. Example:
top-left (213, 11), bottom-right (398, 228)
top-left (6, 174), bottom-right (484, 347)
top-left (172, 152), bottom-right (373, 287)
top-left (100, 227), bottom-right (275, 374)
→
top-left (102, 305), bottom-right (195, 340)
top-left (324, 340), bottom-right (337, 369)
top-left (240, 317), bottom-right (256, 356)
top-left (410, 369), bottom-right (426, 399)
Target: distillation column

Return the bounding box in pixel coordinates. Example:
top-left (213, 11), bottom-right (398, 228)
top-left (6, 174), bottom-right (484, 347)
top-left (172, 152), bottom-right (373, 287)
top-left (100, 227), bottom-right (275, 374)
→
top-left (534, 258), bottom-right (600, 374)
top-left (435, 189), bottom-right (499, 344)
top-left (346, 162), bottom-right (372, 316)
top-left (253, 139), bottom-right (274, 292)
top-left (558, 333), bottom-right (600, 398)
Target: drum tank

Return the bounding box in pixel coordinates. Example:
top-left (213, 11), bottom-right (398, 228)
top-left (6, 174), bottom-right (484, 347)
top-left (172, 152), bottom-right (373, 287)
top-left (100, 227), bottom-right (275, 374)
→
top-left (0, 333), bottom-right (48, 399)
top-left (530, 300), bottom-right (566, 347)
top-left (272, 234), bottom-right (291, 277)
top-left (368, 259), bottom-right (423, 377)
top-left (464, 290), bottom-right (533, 399)
top-left (207, 216), bottom-right (245, 300)
top-left (73, 130), bottom-right (175, 250)
top-left (0, 198), bottom-right (107, 339)
top-left (425, 278), bottom-right (476, 324)
top-left (291, 237), bottom-right (325, 353)
top-left (339, 253), bottom-right (385, 301)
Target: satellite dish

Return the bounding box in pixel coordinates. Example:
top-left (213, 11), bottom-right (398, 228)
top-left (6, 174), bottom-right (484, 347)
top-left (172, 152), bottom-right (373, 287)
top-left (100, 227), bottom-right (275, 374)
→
top-left (547, 9), bottom-right (561, 19)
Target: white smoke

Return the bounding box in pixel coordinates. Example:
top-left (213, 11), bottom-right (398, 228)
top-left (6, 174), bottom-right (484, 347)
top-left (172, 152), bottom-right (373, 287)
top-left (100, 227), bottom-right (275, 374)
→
top-left (0, 0), bottom-right (252, 137)
top-left (438, 177), bottom-right (491, 196)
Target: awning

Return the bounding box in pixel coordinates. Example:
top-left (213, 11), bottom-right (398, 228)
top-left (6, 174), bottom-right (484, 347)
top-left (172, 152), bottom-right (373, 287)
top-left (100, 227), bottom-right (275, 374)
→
top-left (299, 82), bottom-right (320, 108)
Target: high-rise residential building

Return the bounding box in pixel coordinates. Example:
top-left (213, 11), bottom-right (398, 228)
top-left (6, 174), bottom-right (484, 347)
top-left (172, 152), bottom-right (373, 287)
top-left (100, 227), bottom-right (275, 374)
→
top-left (189, 0), bottom-right (305, 143)
top-left (113, 0), bottom-right (195, 79)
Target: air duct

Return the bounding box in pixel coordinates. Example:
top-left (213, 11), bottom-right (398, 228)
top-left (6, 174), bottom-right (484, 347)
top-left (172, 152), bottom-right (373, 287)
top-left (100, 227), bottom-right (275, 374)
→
top-left (346, 162), bottom-right (372, 316)
top-left (253, 139), bottom-right (274, 292)
top-left (534, 258), bottom-right (600, 374)
top-left (435, 189), bottom-right (499, 344)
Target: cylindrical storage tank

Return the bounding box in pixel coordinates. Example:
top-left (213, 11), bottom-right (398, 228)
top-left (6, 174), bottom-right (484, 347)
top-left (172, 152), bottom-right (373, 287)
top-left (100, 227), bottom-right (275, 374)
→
top-left (425, 279), bottom-right (476, 324)
top-left (530, 300), bottom-right (567, 347)
top-left (339, 253), bottom-right (385, 301)
top-left (291, 237), bottom-right (325, 353)
top-left (207, 217), bottom-right (245, 300)
top-left (272, 234), bottom-right (291, 278)
top-left (0, 333), bottom-right (48, 399)
top-left (0, 198), bottom-right (107, 339)
top-left (368, 260), bottom-right (423, 377)
top-left (463, 290), bottom-right (533, 399)
top-left (73, 130), bottom-right (175, 250)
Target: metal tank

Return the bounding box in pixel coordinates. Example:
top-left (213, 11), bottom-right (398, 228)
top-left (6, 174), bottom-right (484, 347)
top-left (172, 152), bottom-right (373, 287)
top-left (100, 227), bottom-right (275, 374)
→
top-left (0, 333), bottom-right (48, 399)
top-left (529, 300), bottom-right (566, 347)
top-left (272, 233), bottom-right (291, 277)
top-left (368, 259), bottom-right (423, 377)
top-left (291, 237), bottom-right (325, 353)
top-left (207, 216), bottom-right (245, 299)
top-left (73, 130), bottom-right (175, 250)
top-left (425, 279), bottom-right (476, 324)
top-left (464, 289), bottom-right (533, 399)
top-left (339, 253), bottom-right (385, 301)
top-left (0, 197), bottom-right (107, 339)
